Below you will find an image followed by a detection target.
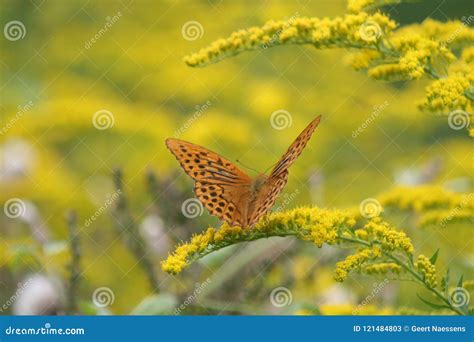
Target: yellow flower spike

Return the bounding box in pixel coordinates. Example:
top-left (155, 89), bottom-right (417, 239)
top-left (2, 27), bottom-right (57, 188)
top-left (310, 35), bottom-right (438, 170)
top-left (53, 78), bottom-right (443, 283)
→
top-left (334, 247), bottom-right (381, 282)
top-left (355, 229), bottom-right (368, 240)
top-left (364, 262), bottom-right (402, 275)
top-left (183, 13), bottom-right (396, 67)
top-left (162, 207), bottom-right (366, 274)
top-left (415, 254), bottom-right (437, 288)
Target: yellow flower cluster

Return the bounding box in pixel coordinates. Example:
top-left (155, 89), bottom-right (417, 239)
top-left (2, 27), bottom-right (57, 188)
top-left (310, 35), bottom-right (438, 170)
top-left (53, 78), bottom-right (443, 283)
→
top-left (463, 46), bottom-right (474, 64)
top-left (184, 13), bottom-right (396, 67)
top-left (345, 50), bottom-right (381, 70)
top-left (368, 34), bottom-right (455, 80)
top-left (419, 208), bottom-right (474, 228)
top-left (364, 262), bottom-right (401, 275)
top-left (379, 186), bottom-right (464, 213)
top-left (378, 186), bottom-right (474, 228)
top-left (183, 3), bottom-right (473, 133)
top-left (418, 73), bottom-right (474, 111)
top-left (362, 219), bottom-right (414, 253)
top-left (161, 207), bottom-right (356, 274)
top-left (334, 247), bottom-right (382, 281)
top-left (401, 18), bottom-right (474, 50)
top-left (415, 254), bottom-right (437, 288)
top-left (347, 0), bottom-right (377, 13)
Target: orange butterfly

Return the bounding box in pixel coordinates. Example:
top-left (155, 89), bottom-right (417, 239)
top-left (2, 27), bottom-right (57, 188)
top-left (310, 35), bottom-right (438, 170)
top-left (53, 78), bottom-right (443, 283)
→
top-left (166, 115), bottom-right (322, 228)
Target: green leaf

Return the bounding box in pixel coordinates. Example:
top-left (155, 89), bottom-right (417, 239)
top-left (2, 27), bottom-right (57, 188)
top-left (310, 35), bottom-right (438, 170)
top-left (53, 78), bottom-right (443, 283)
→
top-left (429, 249), bottom-right (439, 265)
top-left (130, 293), bottom-right (177, 315)
top-left (443, 268), bottom-right (450, 296)
top-left (416, 293), bottom-right (450, 310)
top-left (457, 274), bottom-right (464, 288)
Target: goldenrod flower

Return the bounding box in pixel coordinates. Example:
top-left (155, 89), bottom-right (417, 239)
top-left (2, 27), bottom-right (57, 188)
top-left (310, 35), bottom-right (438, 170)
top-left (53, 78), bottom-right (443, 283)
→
top-left (161, 207), bottom-right (356, 274)
top-left (183, 13), bottom-right (396, 67)
top-left (364, 262), bottom-right (401, 275)
top-left (347, 0), bottom-right (377, 13)
top-left (363, 219), bottom-right (414, 253)
top-left (334, 247), bottom-right (381, 281)
top-left (378, 186), bottom-right (474, 228)
top-left (415, 254), bottom-right (437, 288)
top-left (418, 73), bottom-right (474, 112)
top-left (183, 7), bottom-right (473, 134)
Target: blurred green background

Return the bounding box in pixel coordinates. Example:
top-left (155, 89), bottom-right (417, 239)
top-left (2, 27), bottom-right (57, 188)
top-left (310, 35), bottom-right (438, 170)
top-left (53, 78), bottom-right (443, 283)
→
top-left (0, 0), bottom-right (472, 315)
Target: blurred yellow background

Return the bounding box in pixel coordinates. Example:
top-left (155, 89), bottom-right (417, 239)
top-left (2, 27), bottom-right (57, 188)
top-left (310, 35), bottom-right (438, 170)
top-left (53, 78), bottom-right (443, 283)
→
top-left (0, 0), bottom-right (472, 314)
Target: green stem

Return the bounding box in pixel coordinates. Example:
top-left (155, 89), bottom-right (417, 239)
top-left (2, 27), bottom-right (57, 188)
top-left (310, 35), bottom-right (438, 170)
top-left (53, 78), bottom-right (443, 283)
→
top-left (65, 210), bottom-right (81, 315)
top-left (340, 236), bottom-right (464, 315)
top-left (112, 168), bottom-right (160, 293)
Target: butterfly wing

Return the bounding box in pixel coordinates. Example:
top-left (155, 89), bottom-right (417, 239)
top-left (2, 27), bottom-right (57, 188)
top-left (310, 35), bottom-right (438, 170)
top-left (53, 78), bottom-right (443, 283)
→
top-left (247, 115), bottom-right (322, 226)
top-left (166, 138), bottom-right (252, 226)
top-left (269, 115), bottom-right (322, 179)
top-left (246, 171), bottom-right (289, 227)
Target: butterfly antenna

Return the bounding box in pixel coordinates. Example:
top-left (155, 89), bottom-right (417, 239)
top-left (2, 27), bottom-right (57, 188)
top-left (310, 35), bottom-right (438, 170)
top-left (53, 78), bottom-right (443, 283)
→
top-left (236, 159), bottom-right (260, 175)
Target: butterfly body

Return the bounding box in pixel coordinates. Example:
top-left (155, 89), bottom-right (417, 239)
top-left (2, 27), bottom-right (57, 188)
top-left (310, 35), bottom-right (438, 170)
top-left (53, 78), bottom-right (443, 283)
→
top-left (166, 115), bottom-right (322, 228)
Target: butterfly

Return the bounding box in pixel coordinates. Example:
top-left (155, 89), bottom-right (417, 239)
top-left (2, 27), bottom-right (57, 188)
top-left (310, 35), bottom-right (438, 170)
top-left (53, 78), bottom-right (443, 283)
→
top-left (166, 115), bottom-right (322, 228)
